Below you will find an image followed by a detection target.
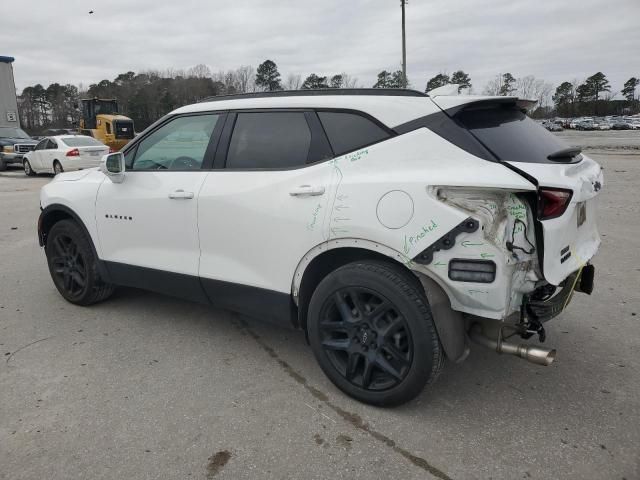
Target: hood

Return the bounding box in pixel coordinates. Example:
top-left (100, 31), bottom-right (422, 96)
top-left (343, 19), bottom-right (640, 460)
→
top-left (0, 137), bottom-right (36, 145)
top-left (51, 169), bottom-right (96, 182)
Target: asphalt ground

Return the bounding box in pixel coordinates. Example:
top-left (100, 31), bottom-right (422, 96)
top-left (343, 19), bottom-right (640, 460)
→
top-left (1, 131), bottom-right (638, 479)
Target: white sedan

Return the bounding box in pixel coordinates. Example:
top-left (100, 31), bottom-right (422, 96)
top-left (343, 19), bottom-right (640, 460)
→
top-left (23, 135), bottom-right (110, 176)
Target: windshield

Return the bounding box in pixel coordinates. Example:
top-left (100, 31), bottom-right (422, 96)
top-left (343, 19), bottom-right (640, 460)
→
top-left (61, 137), bottom-right (105, 147)
top-left (0, 127), bottom-right (31, 139)
top-left (94, 101), bottom-right (118, 115)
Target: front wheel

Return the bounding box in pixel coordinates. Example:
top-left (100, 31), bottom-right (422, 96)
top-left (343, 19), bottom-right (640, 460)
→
top-left (307, 261), bottom-right (444, 406)
top-left (24, 159), bottom-right (35, 176)
top-left (45, 219), bottom-right (115, 305)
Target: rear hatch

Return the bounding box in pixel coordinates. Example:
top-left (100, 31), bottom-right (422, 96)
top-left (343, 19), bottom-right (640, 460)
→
top-left (430, 96), bottom-right (603, 285)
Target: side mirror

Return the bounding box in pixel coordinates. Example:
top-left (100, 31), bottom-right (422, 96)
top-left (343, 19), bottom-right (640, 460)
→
top-left (100, 152), bottom-right (125, 183)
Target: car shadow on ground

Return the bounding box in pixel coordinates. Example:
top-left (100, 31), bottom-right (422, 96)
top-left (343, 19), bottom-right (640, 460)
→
top-left (96, 285), bottom-right (619, 420)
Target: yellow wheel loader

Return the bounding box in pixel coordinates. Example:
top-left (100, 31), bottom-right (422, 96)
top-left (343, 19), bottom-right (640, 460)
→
top-left (79, 98), bottom-right (135, 151)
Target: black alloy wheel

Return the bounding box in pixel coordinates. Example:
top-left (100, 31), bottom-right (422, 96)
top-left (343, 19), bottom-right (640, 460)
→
top-left (308, 261), bottom-right (444, 406)
top-left (45, 220), bottom-right (115, 305)
top-left (319, 287), bottom-right (413, 391)
top-left (49, 232), bottom-right (88, 299)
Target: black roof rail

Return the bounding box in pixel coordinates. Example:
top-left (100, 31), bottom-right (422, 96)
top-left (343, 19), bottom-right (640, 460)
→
top-left (198, 88), bottom-right (428, 103)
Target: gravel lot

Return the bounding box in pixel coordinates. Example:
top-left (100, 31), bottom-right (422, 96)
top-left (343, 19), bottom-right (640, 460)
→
top-left (1, 132), bottom-right (639, 479)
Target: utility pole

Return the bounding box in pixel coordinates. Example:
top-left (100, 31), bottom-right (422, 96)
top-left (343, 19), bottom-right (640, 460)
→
top-left (401, 0), bottom-right (407, 88)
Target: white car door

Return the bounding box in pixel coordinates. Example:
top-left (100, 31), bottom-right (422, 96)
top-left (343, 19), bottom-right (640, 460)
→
top-left (95, 113), bottom-right (223, 300)
top-left (197, 110), bottom-right (337, 322)
top-left (29, 139), bottom-right (48, 171)
top-left (46, 138), bottom-right (60, 171)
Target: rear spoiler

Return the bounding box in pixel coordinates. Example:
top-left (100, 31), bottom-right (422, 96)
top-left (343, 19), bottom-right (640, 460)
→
top-left (431, 96), bottom-right (538, 117)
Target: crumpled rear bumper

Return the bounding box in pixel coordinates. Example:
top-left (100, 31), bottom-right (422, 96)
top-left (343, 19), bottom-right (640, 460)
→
top-left (527, 265), bottom-right (594, 322)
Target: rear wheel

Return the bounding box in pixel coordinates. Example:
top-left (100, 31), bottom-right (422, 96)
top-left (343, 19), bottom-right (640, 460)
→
top-left (45, 219), bottom-right (115, 305)
top-left (0, 158), bottom-right (6, 171)
top-left (24, 159), bottom-right (35, 176)
top-left (307, 261), bottom-right (444, 406)
top-left (53, 160), bottom-right (63, 175)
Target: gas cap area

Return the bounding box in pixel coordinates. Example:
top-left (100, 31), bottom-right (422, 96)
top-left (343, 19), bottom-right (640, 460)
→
top-left (376, 190), bottom-right (414, 229)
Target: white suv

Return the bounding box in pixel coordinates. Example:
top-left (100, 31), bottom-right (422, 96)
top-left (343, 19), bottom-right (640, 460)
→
top-left (38, 89), bottom-right (603, 406)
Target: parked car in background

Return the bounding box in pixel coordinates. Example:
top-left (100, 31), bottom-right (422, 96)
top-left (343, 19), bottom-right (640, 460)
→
top-left (543, 121), bottom-right (563, 132)
top-left (23, 135), bottom-right (110, 176)
top-left (611, 120), bottom-right (632, 130)
top-left (0, 126), bottom-right (37, 171)
top-left (575, 121), bottom-right (596, 131)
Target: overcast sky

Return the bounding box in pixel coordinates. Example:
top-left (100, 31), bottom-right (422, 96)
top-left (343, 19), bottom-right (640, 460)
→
top-left (2, 0), bottom-right (638, 94)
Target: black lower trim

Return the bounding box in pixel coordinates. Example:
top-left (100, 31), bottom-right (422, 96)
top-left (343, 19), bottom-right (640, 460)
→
top-left (201, 277), bottom-right (296, 328)
top-left (102, 261), bottom-right (296, 328)
top-left (104, 261), bottom-right (210, 304)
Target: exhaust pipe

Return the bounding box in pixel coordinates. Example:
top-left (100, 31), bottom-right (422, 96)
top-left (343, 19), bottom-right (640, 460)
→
top-left (469, 324), bottom-right (556, 366)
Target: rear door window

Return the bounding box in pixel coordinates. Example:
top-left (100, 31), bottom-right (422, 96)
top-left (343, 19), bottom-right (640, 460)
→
top-left (317, 111), bottom-right (390, 156)
top-left (456, 106), bottom-right (571, 163)
top-left (226, 112), bottom-right (311, 169)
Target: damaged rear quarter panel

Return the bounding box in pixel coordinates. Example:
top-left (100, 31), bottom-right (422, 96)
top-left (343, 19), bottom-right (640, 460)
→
top-left (322, 128), bottom-right (536, 319)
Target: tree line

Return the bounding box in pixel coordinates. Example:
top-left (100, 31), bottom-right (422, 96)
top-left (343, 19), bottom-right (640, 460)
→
top-left (552, 73), bottom-right (639, 117)
top-left (17, 59), bottom-right (639, 133)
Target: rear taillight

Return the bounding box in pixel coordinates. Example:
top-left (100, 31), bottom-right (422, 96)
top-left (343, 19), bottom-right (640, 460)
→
top-left (538, 187), bottom-right (572, 220)
top-left (66, 148), bottom-right (80, 157)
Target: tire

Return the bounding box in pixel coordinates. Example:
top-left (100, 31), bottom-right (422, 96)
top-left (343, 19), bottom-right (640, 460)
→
top-left (45, 219), bottom-right (115, 305)
top-left (53, 161), bottom-right (63, 175)
top-left (307, 260), bottom-right (444, 406)
top-left (0, 158), bottom-right (6, 171)
top-left (23, 159), bottom-right (35, 176)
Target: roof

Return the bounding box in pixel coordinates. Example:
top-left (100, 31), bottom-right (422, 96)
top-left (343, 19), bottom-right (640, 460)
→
top-left (200, 88), bottom-right (427, 102)
top-left (172, 89), bottom-right (439, 128)
top-left (0, 56), bottom-right (15, 64)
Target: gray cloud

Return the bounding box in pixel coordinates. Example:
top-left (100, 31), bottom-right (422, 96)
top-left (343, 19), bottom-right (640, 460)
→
top-left (3, 0), bottom-right (638, 94)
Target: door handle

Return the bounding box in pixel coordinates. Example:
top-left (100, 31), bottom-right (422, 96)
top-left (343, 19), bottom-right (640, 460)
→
top-left (168, 189), bottom-right (194, 200)
top-left (289, 185), bottom-right (325, 197)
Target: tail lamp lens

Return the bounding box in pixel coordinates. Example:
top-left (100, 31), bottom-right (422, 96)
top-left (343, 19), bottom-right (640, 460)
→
top-left (66, 148), bottom-right (80, 157)
top-left (538, 188), bottom-right (572, 220)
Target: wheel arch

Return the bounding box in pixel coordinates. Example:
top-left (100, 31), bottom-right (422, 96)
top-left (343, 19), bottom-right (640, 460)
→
top-left (293, 239), bottom-right (467, 362)
top-left (38, 204), bottom-right (110, 281)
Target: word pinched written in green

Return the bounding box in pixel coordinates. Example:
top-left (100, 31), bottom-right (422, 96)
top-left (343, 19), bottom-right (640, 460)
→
top-left (403, 219), bottom-right (438, 255)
